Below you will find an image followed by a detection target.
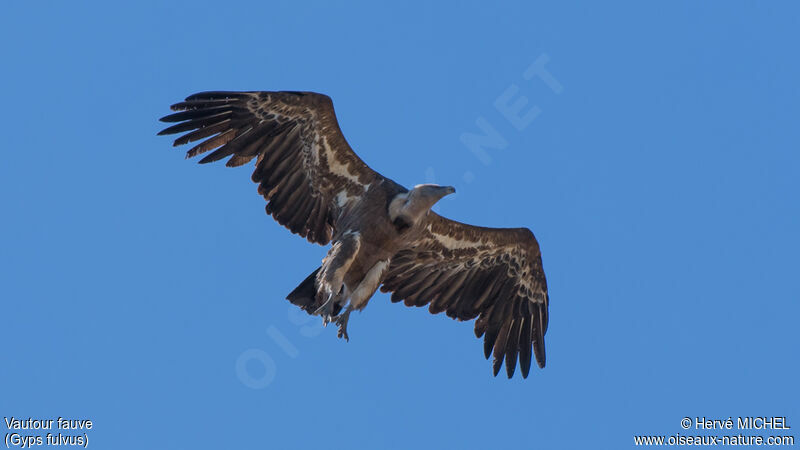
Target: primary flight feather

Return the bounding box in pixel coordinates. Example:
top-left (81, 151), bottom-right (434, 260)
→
top-left (159, 91), bottom-right (549, 378)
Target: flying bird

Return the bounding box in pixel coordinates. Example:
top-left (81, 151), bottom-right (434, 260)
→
top-left (159, 91), bottom-right (549, 378)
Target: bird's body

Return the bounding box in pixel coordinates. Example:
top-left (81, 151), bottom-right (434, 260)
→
top-left (292, 179), bottom-right (410, 328)
top-left (160, 91), bottom-right (550, 378)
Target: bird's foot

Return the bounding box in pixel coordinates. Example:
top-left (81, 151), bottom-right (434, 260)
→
top-left (315, 292), bottom-right (336, 326)
top-left (334, 307), bottom-right (352, 342)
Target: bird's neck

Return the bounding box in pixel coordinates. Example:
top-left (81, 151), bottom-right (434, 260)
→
top-left (388, 192), bottom-right (428, 232)
top-left (388, 192), bottom-right (408, 222)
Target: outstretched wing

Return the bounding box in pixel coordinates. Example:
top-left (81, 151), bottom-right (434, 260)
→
top-left (159, 91), bottom-right (379, 244)
top-left (380, 213), bottom-right (549, 378)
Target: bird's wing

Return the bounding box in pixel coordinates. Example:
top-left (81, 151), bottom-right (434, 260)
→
top-left (159, 91), bottom-right (380, 244)
top-left (380, 212), bottom-right (549, 378)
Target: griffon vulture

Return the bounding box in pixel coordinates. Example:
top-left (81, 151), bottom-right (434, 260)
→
top-left (159, 91), bottom-right (549, 378)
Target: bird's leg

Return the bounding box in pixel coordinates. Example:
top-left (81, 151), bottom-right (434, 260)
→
top-left (315, 288), bottom-right (338, 326)
top-left (314, 233), bottom-right (360, 326)
top-left (334, 305), bottom-right (353, 342)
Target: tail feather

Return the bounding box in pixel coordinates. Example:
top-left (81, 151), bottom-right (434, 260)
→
top-left (286, 268), bottom-right (342, 316)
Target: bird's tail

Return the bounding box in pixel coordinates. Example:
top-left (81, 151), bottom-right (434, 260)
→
top-left (286, 267), bottom-right (343, 316)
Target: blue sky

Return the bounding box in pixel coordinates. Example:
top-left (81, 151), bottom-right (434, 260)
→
top-left (1, 1), bottom-right (798, 449)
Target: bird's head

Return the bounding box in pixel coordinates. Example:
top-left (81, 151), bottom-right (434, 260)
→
top-left (390, 184), bottom-right (456, 228)
top-left (409, 184), bottom-right (456, 208)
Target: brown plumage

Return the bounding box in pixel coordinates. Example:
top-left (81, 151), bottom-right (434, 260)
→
top-left (159, 90), bottom-right (550, 378)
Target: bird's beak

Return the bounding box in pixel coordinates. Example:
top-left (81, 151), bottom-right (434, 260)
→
top-left (443, 186), bottom-right (456, 195)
